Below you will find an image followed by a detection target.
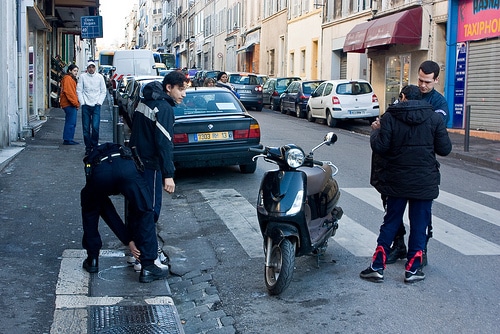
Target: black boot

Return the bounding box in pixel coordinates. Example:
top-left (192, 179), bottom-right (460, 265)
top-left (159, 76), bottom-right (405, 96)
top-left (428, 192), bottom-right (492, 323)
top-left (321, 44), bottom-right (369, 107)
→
top-left (386, 236), bottom-right (407, 264)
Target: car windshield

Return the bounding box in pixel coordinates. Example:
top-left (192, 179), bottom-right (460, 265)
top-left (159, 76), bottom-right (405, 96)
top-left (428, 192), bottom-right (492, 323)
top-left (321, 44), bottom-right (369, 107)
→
top-left (228, 75), bottom-right (258, 85)
top-left (303, 82), bottom-right (322, 94)
top-left (336, 82), bottom-right (373, 95)
top-left (174, 90), bottom-right (244, 117)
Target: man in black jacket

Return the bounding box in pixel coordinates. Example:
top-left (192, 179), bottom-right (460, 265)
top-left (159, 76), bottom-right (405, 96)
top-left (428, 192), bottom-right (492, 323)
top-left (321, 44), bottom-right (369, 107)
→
top-left (129, 71), bottom-right (188, 272)
top-left (361, 85), bottom-right (452, 283)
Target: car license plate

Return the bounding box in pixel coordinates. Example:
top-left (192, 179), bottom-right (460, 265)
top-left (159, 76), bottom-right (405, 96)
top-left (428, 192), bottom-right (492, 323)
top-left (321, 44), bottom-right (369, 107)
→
top-left (194, 131), bottom-right (233, 142)
top-left (239, 90), bottom-right (252, 94)
top-left (348, 109), bottom-right (365, 115)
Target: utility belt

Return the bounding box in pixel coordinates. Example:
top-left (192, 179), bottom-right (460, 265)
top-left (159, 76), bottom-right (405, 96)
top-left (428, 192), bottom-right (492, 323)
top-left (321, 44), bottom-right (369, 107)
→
top-left (84, 143), bottom-right (144, 178)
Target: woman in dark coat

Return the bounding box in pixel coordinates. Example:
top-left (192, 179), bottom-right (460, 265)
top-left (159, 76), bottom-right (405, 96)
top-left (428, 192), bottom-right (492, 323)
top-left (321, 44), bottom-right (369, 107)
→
top-left (361, 85), bottom-right (452, 283)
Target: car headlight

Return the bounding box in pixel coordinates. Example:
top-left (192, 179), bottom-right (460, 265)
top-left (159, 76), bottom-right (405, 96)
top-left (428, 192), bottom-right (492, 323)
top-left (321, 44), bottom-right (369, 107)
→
top-left (286, 147), bottom-right (305, 168)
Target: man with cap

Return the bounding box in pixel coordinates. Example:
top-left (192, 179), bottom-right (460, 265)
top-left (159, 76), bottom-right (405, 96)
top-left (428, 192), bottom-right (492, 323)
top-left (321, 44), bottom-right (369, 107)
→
top-left (77, 61), bottom-right (107, 155)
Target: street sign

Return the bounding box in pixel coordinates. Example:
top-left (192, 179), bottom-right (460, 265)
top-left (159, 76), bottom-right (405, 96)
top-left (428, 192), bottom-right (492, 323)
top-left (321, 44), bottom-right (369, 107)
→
top-left (81, 16), bottom-right (103, 39)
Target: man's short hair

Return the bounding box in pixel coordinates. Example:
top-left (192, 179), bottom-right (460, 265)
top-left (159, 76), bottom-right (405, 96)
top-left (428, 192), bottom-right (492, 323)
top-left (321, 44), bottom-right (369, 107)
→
top-left (163, 70), bottom-right (188, 91)
top-left (419, 60), bottom-right (440, 80)
top-left (400, 85), bottom-right (422, 100)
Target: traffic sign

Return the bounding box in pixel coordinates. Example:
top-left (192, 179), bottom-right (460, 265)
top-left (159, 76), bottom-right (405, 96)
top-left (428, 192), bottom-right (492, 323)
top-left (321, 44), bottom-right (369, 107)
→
top-left (81, 16), bottom-right (103, 39)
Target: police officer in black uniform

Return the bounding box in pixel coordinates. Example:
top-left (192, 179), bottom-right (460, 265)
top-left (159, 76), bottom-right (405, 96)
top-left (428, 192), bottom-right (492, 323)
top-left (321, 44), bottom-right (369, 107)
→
top-left (80, 143), bottom-right (168, 283)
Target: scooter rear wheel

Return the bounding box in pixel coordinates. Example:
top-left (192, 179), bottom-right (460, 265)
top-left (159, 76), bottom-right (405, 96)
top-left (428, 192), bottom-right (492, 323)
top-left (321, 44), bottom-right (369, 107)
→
top-left (265, 239), bottom-right (295, 295)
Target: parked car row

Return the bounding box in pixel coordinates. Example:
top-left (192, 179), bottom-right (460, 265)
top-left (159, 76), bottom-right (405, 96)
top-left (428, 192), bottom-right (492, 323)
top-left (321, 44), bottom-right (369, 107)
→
top-left (271, 78), bottom-right (380, 127)
top-left (115, 74), bottom-right (263, 173)
top-left (114, 75), bottom-right (163, 128)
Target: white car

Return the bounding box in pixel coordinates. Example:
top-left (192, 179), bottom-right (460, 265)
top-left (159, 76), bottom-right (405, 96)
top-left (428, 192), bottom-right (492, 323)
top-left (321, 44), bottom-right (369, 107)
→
top-left (306, 80), bottom-right (380, 127)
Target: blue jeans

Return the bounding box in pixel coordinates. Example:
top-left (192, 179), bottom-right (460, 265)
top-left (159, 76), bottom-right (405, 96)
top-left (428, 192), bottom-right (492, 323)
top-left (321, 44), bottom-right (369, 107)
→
top-left (63, 106), bottom-right (77, 141)
top-left (81, 104), bottom-right (101, 152)
top-left (372, 196), bottom-right (431, 272)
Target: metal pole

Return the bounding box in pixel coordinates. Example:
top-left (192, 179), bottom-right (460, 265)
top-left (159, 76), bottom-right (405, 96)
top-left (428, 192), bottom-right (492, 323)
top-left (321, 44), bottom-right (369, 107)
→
top-left (464, 105), bottom-right (470, 152)
top-left (117, 122), bottom-right (125, 146)
top-left (113, 105), bottom-right (119, 143)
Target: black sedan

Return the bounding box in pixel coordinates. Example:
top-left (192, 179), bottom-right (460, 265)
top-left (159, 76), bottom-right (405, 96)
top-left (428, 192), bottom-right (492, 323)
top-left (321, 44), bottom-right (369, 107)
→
top-left (280, 80), bottom-right (324, 118)
top-left (172, 87), bottom-right (262, 173)
top-left (126, 86), bottom-right (262, 173)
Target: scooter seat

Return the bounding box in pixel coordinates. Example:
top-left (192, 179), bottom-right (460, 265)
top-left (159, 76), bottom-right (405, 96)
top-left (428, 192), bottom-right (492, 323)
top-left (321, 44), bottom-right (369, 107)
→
top-left (299, 163), bottom-right (332, 195)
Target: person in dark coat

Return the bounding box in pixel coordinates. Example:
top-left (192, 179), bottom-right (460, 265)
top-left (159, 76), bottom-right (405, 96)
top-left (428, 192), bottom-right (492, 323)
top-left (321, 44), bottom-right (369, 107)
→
top-left (361, 85), bottom-right (452, 283)
top-left (128, 71), bottom-right (189, 274)
top-left (386, 60), bottom-right (450, 265)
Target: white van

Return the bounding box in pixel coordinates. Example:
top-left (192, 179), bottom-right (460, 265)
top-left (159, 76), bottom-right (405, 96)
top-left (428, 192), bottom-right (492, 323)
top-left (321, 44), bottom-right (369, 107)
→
top-left (111, 49), bottom-right (157, 90)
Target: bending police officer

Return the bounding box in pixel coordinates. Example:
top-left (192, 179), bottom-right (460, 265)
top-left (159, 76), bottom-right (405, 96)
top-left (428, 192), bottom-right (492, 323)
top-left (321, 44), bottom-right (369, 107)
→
top-left (80, 143), bottom-right (168, 283)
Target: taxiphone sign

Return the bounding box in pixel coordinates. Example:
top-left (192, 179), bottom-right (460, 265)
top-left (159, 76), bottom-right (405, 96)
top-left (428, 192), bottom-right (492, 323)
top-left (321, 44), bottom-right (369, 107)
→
top-left (457, 0), bottom-right (500, 42)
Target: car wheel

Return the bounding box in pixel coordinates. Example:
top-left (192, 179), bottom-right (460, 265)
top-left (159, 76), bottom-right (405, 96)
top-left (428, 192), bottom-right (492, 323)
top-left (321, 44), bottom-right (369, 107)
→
top-left (326, 110), bottom-right (337, 128)
top-left (307, 108), bottom-right (315, 122)
top-left (367, 117), bottom-right (377, 125)
top-left (255, 105), bottom-right (263, 111)
top-left (272, 99), bottom-right (280, 111)
top-left (240, 161), bottom-right (257, 173)
top-left (295, 104), bottom-right (303, 118)
top-left (280, 100), bottom-right (287, 114)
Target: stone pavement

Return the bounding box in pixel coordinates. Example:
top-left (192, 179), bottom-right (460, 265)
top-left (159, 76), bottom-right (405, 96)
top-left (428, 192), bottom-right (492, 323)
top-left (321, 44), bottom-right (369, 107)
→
top-left (0, 105), bottom-right (236, 333)
top-left (0, 105), bottom-right (498, 333)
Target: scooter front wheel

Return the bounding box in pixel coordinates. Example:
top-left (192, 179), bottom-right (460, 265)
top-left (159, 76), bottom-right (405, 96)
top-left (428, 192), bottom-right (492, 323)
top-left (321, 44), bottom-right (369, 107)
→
top-left (265, 238), bottom-right (295, 295)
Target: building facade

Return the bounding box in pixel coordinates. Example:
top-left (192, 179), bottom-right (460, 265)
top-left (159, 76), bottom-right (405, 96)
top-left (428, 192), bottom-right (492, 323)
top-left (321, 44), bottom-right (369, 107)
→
top-left (2, 0), bottom-right (498, 151)
top-left (0, 0), bottom-right (98, 149)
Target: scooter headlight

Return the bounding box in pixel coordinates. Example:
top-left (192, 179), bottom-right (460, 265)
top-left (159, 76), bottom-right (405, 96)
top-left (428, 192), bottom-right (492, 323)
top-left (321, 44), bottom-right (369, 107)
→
top-left (286, 148), bottom-right (305, 168)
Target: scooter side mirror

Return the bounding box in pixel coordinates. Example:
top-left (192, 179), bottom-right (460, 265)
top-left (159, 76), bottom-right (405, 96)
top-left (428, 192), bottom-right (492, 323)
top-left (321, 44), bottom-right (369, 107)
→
top-left (324, 132), bottom-right (337, 145)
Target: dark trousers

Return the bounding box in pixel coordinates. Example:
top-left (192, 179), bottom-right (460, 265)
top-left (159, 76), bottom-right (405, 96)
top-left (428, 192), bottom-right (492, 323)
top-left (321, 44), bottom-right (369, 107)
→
top-left (81, 157), bottom-right (158, 267)
top-left (372, 196), bottom-right (431, 272)
top-left (81, 104), bottom-right (101, 152)
top-left (142, 168), bottom-right (163, 223)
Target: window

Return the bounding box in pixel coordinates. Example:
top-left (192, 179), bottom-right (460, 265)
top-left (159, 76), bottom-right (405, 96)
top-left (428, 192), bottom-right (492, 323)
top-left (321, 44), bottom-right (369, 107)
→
top-left (269, 49), bottom-right (275, 76)
top-left (385, 55), bottom-right (410, 105)
top-left (300, 49), bottom-right (306, 74)
top-left (290, 52), bottom-right (295, 74)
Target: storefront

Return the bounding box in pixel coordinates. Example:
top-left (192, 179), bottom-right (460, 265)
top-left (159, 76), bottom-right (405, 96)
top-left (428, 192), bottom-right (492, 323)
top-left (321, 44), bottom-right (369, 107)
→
top-left (446, 0), bottom-right (500, 132)
top-left (343, 6), bottom-right (443, 112)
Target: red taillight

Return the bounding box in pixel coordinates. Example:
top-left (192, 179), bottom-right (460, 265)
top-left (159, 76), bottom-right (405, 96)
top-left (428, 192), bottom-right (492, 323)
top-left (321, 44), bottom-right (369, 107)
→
top-left (254, 85), bottom-right (262, 92)
top-left (372, 94), bottom-right (378, 103)
top-left (233, 124), bottom-right (260, 140)
top-left (299, 94), bottom-right (307, 100)
top-left (249, 124), bottom-right (260, 138)
top-left (332, 96), bottom-right (341, 105)
top-left (233, 129), bottom-right (248, 139)
top-left (272, 91), bottom-right (279, 96)
top-left (173, 133), bottom-right (188, 144)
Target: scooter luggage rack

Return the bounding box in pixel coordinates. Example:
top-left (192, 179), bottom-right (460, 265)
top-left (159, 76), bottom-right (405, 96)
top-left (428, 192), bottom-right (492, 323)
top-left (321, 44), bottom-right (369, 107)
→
top-left (322, 161), bottom-right (339, 176)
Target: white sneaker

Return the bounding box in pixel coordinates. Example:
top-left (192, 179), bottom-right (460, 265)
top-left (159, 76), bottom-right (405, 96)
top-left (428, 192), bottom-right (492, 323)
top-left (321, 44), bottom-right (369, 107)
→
top-left (158, 247), bottom-right (169, 265)
top-left (126, 254), bottom-right (136, 266)
top-left (133, 257), bottom-right (169, 272)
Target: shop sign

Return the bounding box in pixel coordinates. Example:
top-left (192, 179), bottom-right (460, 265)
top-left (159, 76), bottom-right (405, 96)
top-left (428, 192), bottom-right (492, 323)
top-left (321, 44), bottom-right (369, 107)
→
top-left (457, 0), bottom-right (500, 42)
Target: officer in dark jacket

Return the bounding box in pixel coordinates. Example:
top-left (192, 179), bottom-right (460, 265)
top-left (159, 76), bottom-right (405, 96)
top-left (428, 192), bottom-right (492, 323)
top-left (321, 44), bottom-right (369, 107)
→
top-left (128, 72), bottom-right (188, 271)
top-left (361, 85), bottom-right (452, 283)
top-left (129, 73), bottom-right (188, 220)
top-left (80, 143), bottom-right (168, 283)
